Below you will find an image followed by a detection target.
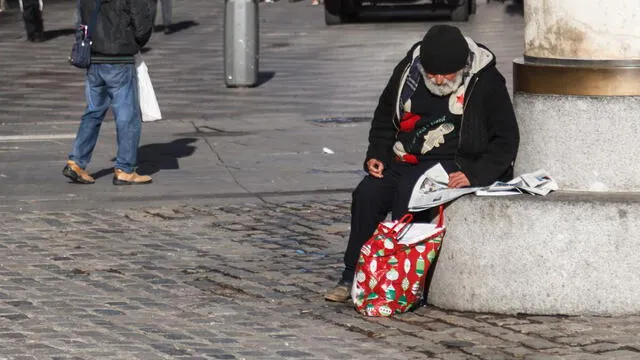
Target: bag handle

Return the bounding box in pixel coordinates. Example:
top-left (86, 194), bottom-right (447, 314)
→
top-left (379, 205), bottom-right (444, 238)
top-left (391, 213), bottom-right (413, 234)
top-left (378, 213), bottom-right (413, 237)
top-left (436, 205), bottom-right (445, 228)
top-left (79, 0), bottom-right (101, 40)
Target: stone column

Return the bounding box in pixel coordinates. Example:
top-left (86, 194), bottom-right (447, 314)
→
top-left (514, 0), bottom-right (640, 190)
top-left (427, 0), bottom-right (640, 315)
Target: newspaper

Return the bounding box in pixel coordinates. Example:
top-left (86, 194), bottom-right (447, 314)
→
top-left (407, 164), bottom-right (558, 212)
top-left (475, 169), bottom-right (558, 196)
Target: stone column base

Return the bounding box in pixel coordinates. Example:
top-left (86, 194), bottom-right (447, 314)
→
top-left (427, 192), bottom-right (640, 315)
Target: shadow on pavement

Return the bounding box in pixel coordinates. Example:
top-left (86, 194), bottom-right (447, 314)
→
top-left (256, 71), bottom-right (276, 86)
top-left (355, 12), bottom-right (452, 23)
top-left (491, 0), bottom-right (523, 16)
top-left (42, 28), bottom-right (75, 41)
top-left (154, 20), bottom-right (199, 35)
top-left (505, 0), bottom-right (523, 16)
top-left (91, 138), bottom-right (198, 179)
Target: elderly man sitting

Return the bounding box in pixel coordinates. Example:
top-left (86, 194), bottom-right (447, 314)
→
top-left (325, 25), bottom-right (520, 302)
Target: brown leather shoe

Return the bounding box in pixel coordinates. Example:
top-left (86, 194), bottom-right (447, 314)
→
top-left (62, 160), bottom-right (95, 184)
top-left (113, 169), bottom-right (152, 185)
top-left (324, 283), bottom-right (352, 302)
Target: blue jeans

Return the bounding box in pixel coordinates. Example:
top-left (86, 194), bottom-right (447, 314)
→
top-left (69, 63), bottom-right (141, 173)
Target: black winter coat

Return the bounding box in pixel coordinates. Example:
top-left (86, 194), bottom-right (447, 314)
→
top-left (366, 41), bottom-right (519, 186)
top-left (80, 0), bottom-right (154, 59)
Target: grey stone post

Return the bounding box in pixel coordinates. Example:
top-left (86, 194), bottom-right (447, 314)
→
top-left (224, 0), bottom-right (259, 87)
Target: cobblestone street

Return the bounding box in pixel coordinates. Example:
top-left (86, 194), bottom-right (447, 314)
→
top-left (3, 199), bottom-right (640, 359)
top-left (2, 0), bottom-right (640, 359)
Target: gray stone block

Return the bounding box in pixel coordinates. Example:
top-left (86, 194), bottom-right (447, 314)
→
top-left (514, 94), bottom-right (640, 191)
top-left (428, 192), bottom-right (640, 315)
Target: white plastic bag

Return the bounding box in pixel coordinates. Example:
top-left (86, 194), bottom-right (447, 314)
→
top-left (135, 54), bottom-right (162, 122)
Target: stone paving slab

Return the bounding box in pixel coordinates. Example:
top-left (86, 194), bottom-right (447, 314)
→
top-left (1, 197), bottom-right (640, 359)
top-left (0, 118), bottom-right (366, 212)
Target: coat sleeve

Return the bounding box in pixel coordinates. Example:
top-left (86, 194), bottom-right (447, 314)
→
top-left (364, 56), bottom-right (411, 170)
top-left (130, 0), bottom-right (154, 48)
top-left (467, 70), bottom-right (520, 186)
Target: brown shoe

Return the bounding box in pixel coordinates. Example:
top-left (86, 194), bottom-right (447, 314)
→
top-left (62, 160), bottom-right (95, 184)
top-left (113, 169), bottom-right (152, 185)
top-left (324, 282), bottom-right (352, 302)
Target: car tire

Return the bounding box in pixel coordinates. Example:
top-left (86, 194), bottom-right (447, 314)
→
top-left (449, 0), bottom-right (470, 21)
top-left (324, 0), bottom-right (359, 26)
top-left (324, 7), bottom-right (343, 25)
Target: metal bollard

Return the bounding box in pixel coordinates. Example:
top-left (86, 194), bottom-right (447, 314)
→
top-left (224, 0), bottom-right (259, 88)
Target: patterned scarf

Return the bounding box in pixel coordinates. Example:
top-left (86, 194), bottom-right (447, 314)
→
top-left (398, 56), bottom-right (424, 123)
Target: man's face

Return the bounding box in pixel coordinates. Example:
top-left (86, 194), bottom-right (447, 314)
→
top-left (425, 70), bottom-right (464, 96)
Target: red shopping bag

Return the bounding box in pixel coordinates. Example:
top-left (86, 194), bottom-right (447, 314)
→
top-left (351, 206), bottom-right (445, 317)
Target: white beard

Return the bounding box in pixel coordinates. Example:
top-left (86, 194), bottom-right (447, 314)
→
top-left (424, 70), bottom-right (465, 96)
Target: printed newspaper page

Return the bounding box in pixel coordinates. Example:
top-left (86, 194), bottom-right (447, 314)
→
top-left (407, 163), bottom-right (482, 211)
top-left (475, 169), bottom-right (558, 196)
top-left (408, 164), bottom-right (558, 212)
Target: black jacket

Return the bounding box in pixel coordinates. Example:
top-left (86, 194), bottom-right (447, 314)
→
top-left (366, 40), bottom-right (519, 186)
top-left (80, 0), bottom-right (154, 62)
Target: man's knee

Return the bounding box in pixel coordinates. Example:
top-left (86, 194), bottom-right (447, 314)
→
top-left (352, 176), bottom-right (382, 202)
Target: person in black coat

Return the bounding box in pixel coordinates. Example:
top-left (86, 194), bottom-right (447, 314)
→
top-left (324, 25), bottom-right (519, 302)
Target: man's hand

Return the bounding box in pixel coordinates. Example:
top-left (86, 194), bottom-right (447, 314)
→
top-left (367, 159), bottom-right (385, 178)
top-left (448, 171), bottom-right (470, 188)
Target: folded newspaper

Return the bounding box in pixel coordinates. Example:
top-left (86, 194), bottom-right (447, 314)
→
top-left (408, 163), bottom-right (558, 212)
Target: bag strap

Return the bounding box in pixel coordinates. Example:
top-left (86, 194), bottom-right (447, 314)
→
top-left (390, 213), bottom-right (413, 235)
top-left (436, 205), bottom-right (445, 228)
top-left (75, 0), bottom-right (81, 28)
top-left (86, 0), bottom-right (101, 40)
top-left (380, 205), bottom-right (444, 238)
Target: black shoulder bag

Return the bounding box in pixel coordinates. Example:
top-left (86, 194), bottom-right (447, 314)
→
top-left (69, 0), bottom-right (101, 69)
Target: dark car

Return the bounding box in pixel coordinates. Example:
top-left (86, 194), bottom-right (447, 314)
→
top-left (324, 0), bottom-right (477, 25)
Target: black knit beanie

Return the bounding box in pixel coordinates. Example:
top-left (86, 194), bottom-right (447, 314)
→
top-left (420, 25), bottom-right (470, 74)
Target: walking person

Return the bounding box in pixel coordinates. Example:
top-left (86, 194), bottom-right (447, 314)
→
top-left (19, 0), bottom-right (45, 42)
top-left (63, 0), bottom-right (155, 185)
top-left (324, 25), bottom-right (520, 302)
top-left (154, 0), bottom-right (173, 34)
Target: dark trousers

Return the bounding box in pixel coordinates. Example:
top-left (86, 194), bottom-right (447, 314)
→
top-left (21, 0), bottom-right (44, 39)
top-left (155, 0), bottom-right (172, 26)
top-left (340, 159), bottom-right (457, 282)
top-left (159, 0), bottom-right (172, 26)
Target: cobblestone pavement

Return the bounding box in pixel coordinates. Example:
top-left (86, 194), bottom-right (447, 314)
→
top-left (2, 198), bottom-right (640, 360)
